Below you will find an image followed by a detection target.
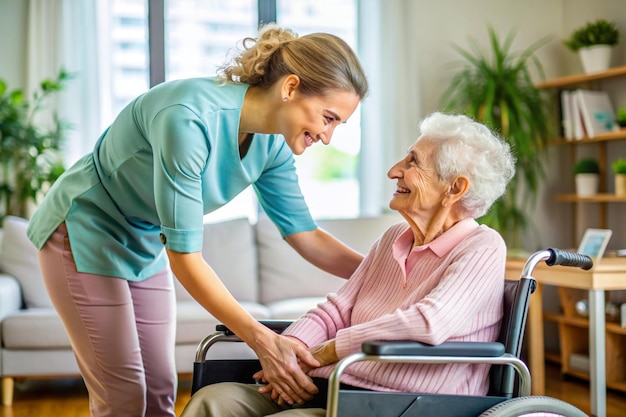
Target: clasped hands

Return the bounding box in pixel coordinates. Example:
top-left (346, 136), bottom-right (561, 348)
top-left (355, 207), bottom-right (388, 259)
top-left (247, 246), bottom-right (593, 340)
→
top-left (253, 336), bottom-right (338, 406)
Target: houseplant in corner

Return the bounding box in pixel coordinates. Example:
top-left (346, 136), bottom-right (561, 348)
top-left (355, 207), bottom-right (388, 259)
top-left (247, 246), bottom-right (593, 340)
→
top-left (573, 157), bottom-right (600, 196)
top-left (0, 69), bottom-right (70, 222)
top-left (563, 19), bottom-right (620, 74)
top-left (440, 27), bottom-right (552, 250)
top-left (612, 157), bottom-right (626, 196)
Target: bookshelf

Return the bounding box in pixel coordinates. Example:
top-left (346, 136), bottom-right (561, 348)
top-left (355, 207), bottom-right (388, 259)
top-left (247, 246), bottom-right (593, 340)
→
top-left (541, 65), bottom-right (626, 228)
top-left (536, 66), bottom-right (626, 396)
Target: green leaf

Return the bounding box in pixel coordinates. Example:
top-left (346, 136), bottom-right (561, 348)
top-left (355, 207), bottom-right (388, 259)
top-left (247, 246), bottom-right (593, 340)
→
top-left (440, 25), bottom-right (552, 248)
top-left (0, 69), bottom-right (70, 221)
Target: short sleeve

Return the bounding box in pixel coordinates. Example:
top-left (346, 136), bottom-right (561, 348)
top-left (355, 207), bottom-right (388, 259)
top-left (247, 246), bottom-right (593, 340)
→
top-left (253, 139), bottom-right (316, 236)
top-left (151, 105), bottom-right (208, 252)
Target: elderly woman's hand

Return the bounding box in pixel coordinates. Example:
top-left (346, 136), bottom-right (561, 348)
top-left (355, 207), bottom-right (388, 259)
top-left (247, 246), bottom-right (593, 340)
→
top-left (256, 338), bottom-right (338, 405)
top-left (308, 339), bottom-right (339, 368)
top-left (251, 334), bottom-right (319, 405)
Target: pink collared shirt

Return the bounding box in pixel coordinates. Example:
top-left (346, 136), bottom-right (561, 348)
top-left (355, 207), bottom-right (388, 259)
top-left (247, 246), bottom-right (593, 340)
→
top-left (283, 219), bottom-right (506, 396)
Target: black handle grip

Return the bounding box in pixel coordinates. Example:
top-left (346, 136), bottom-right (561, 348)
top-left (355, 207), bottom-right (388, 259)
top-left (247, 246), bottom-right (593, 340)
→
top-left (545, 248), bottom-right (593, 270)
top-left (216, 319), bottom-right (294, 336)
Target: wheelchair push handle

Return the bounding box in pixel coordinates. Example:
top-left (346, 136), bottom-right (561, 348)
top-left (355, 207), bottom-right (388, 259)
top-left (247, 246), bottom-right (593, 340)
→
top-left (545, 248), bottom-right (593, 270)
top-left (521, 247), bottom-right (593, 277)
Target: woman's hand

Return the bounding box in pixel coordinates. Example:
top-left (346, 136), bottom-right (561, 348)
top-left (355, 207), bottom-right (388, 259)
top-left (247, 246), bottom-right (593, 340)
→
top-left (308, 339), bottom-right (339, 368)
top-left (251, 333), bottom-right (320, 405)
top-left (255, 336), bottom-right (314, 404)
top-left (256, 338), bottom-right (339, 404)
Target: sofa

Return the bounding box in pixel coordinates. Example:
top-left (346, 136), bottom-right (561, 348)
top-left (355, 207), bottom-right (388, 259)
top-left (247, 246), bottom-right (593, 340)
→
top-left (0, 212), bottom-right (402, 406)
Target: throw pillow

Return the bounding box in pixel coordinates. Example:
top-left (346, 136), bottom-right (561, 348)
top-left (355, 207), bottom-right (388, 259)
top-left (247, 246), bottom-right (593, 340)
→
top-left (0, 216), bottom-right (53, 308)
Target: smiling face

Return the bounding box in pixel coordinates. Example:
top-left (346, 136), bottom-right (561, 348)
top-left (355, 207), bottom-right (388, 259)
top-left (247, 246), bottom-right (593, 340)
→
top-left (387, 138), bottom-right (450, 224)
top-left (278, 89), bottom-right (360, 155)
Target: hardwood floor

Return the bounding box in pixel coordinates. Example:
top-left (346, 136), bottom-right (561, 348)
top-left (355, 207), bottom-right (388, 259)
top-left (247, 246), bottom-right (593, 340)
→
top-left (1, 363), bottom-right (625, 416)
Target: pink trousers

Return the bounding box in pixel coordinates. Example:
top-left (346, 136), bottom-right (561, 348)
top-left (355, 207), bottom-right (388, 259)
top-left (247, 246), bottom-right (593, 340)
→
top-left (38, 223), bottom-right (177, 417)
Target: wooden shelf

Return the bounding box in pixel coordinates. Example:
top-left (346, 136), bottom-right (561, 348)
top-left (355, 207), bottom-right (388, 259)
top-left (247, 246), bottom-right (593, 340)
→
top-left (544, 311), bottom-right (626, 334)
top-left (556, 193), bottom-right (626, 202)
top-left (536, 65), bottom-right (626, 89)
top-left (551, 128), bottom-right (626, 143)
top-left (545, 350), bottom-right (561, 364)
top-left (607, 322), bottom-right (626, 335)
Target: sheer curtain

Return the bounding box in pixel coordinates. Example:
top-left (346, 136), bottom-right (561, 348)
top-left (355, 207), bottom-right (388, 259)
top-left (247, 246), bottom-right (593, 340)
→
top-left (359, 0), bottom-right (421, 215)
top-left (27, 0), bottom-right (104, 166)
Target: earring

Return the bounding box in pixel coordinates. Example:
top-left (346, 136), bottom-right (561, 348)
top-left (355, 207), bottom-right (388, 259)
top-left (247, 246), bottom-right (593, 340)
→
top-left (282, 97), bottom-right (288, 102)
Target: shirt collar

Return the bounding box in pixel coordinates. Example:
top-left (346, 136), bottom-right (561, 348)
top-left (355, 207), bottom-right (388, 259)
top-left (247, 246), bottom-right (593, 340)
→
top-left (393, 218), bottom-right (480, 259)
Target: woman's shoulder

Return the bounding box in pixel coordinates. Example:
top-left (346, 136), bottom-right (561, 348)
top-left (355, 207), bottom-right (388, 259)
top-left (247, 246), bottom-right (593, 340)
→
top-left (466, 223), bottom-right (507, 251)
top-left (139, 77), bottom-right (249, 114)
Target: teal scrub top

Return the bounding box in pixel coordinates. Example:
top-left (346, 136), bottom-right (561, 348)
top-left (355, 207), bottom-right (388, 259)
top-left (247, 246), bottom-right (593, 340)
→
top-left (27, 77), bottom-right (316, 281)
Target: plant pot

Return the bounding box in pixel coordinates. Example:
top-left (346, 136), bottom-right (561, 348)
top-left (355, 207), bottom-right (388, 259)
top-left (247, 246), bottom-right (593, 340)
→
top-left (578, 45), bottom-right (612, 74)
top-left (575, 173), bottom-right (599, 196)
top-left (615, 174), bottom-right (626, 196)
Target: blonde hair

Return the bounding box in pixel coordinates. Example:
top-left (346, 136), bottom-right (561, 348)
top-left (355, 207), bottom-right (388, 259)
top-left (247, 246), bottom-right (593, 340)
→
top-left (218, 24), bottom-right (368, 99)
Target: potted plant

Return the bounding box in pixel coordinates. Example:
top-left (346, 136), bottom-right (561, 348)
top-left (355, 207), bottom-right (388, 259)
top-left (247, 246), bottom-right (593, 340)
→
top-left (0, 69), bottom-right (70, 222)
top-left (440, 27), bottom-right (552, 249)
top-left (573, 157), bottom-right (600, 196)
top-left (563, 19), bottom-right (620, 74)
top-left (616, 108), bottom-right (626, 128)
top-left (612, 157), bottom-right (626, 196)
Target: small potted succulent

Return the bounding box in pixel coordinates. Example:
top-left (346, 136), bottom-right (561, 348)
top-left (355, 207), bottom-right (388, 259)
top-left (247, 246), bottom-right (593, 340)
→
top-left (573, 157), bottom-right (600, 196)
top-left (563, 19), bottom-right (620, 74)
top-left (616, 108), bottom-right (626, 128)
top-left (612, 157), bottom-right (626, 196)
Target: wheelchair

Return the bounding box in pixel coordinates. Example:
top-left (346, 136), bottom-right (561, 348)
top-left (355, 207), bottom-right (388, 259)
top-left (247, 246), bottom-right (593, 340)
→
top-left (191, 248), bottom-right (591, 417)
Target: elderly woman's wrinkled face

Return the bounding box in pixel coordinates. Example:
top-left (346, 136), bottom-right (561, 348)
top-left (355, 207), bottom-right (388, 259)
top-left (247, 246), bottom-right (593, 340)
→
top-left (387, 138), bottom-right (449, 218)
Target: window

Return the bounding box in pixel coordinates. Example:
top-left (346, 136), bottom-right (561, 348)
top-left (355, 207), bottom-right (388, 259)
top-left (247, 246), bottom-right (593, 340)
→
top-left (102, 0), bottom-right (360, 222)
top-left (276, 0), bottom-right (361, 219)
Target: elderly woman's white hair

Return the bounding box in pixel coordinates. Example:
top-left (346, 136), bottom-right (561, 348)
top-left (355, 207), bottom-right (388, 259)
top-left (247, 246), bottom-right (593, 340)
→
top-left (417, 112), bottom-right (516, 218)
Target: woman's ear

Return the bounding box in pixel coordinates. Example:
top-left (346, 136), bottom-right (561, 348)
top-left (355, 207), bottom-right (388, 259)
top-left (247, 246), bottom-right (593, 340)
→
top-left (446, 176), bottom-right (470, 203)
top-left (281, 74), bottom-right (300, 101)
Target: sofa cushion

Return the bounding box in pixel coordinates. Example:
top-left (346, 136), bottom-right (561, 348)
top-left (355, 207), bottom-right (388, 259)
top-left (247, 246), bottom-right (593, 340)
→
top-left (0, 216), bottom-right (52, 308)
top-left (176, 300), bottom-right (271, 344)
top-left (256, 213), bottom-right (402, 304)
top-left (265, 297), bottom-right (327, 320)
top-left (2, 308), bottom-right (70, 348)
top-left (256, 218), bottom-right (343, 305)
top-left (174, 217), bottom-right (258, 303)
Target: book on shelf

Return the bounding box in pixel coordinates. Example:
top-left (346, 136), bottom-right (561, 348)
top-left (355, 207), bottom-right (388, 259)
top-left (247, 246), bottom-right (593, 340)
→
top-left (570, 90), bottom-right (585, 140)
top-left (560, 90), bottom-right (574, 140)
top-left (574, 89), bottom-right (619, 139)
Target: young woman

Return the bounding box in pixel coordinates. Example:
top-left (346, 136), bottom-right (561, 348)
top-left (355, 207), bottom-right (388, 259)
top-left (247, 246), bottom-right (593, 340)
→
top-left (26, 24), bottom-right (368, 417)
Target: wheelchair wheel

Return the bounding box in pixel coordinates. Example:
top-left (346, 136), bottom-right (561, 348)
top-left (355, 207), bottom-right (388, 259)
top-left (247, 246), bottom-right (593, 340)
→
top-left (478, 396), bottom-right (588, 417)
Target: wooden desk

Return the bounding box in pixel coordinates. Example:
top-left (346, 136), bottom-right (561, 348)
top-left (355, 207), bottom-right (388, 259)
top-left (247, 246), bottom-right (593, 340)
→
top-left (506, 256), bottom-right (626, 417)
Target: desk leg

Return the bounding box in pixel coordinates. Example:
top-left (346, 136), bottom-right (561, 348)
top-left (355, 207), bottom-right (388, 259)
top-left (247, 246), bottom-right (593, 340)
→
top-left (589, 289), bottom-right (606, 417)
top-left (528, 282), bottom-right (544, 395)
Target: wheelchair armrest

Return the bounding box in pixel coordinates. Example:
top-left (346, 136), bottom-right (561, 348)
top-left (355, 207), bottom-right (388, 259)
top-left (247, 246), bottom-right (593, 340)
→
top-left (361, 340), bottom-right (506, 357)
top-left (215, 319), bottom-right (295, 336)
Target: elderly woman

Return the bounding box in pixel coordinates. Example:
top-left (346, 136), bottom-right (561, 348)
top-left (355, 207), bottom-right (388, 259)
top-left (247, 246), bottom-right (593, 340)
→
top-left (180, 112), bottom-right (516, 417)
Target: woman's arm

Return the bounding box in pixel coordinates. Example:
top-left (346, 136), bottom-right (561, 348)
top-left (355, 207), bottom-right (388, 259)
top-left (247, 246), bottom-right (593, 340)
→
top-left (285, 227), bottom-right (363, 279)
top-left (167, 249), bottom-right (319, 404)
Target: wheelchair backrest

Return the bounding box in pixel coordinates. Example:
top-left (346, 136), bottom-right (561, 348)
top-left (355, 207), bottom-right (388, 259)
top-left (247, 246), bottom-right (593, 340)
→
top-left (488, 277), bottom-right (537, 397)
